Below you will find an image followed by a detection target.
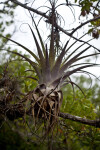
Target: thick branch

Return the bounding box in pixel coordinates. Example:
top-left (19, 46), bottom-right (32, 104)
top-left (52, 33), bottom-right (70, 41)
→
top-left (10, 0), bottom-right (48, 19)
top-left (9, 0), bottom-right (71, 35)
top-left (10, 0), bottom-right (100, 36)
top-left (9, 0), bottom-right (100, 52)
top-left (59, 112), bottom-right (100, 128)
top-left (0, 101), bottom-right (100, 128)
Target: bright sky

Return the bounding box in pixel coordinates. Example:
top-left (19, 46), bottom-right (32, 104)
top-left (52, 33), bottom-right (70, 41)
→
top-left (2, 0), bottom-right (100, 78)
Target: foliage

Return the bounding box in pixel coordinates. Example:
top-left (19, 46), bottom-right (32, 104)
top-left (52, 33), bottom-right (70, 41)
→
top-left (0, 53), bottom-right (100, 149)
top-left (0, 121), bottom-right (44, 150)
top-left (0, 0), bottom-right (17, 49)
top-left (75, 0), bottom-right (100, 38)
top-left (0, 67), bottom-right (100, 149)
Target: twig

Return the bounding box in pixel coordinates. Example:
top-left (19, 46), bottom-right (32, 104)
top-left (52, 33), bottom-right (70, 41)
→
top-left (10, 0), bottom-right (100, 52)
top-left (71, 15), bottom-right (100, 35)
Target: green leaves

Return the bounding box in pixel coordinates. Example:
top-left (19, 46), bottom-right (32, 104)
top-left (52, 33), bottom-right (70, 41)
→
top-left (51, 40), bottom-right (69, 80)
top-left (28, 25), bottom-right (45, 66)
top-left (60, 46), bottom-right (91, 75)
top-left (60, 74), bottom-right (100, 149)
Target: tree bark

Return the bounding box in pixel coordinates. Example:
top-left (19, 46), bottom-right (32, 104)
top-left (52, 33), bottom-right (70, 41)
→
top-left (0, 101), bottom-right (100, 128)
top-left (59, 112), bottom-right (100, 128)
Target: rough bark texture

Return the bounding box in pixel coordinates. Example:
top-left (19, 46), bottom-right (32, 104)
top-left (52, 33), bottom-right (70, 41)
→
top-left (0, 98), bottom-right (100, 128)
top-left (59, 112), bottom-right (100, 128)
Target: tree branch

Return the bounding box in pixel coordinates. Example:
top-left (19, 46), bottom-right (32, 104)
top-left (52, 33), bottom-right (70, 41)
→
top-left (9, 0), bottom-right (100, 52)
top-left (59, 112), bottom-right (100, 128)
top-left (0, 100), bottom-right (100, 128)
top-left (71, 15), bottom-right (100, 35)
top-left (9, 0), bottom-right (49, 19)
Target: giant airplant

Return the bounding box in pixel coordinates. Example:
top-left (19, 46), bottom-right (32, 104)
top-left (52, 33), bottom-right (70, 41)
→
top-left (1, 0), bottom-right (100, 133)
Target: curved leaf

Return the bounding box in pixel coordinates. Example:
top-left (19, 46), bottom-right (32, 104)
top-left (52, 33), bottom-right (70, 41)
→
top-left (0, 35), bottom-right (39, 63)
top-left (3, 49), bottom-right (42, 80)
top-left (51, 40), bottom-right (69, 79)
top-left (29, 12), bottom-right (46, 57)
top-left (51, 64), bottom-right (96, 87)
top-left (59, 46), bottom-right (91, 74)
top-left (28, 25), bottom-right (45, 68)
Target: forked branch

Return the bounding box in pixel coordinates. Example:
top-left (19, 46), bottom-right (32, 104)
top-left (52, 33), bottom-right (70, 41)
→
top-left (9, 0), bottom-right (100, 51)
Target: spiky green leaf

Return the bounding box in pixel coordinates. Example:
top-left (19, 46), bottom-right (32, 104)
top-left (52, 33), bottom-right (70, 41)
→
top-left (59, 46), bottom-right (91, 74)
top-left (0, 35), bottom-right (39, 63)
top-left (29, 12), bottom-right (46, 57)
top-left (28, 25), bottom-right (45, 68)
top-left (51, 40), bottom-right (69, 80)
